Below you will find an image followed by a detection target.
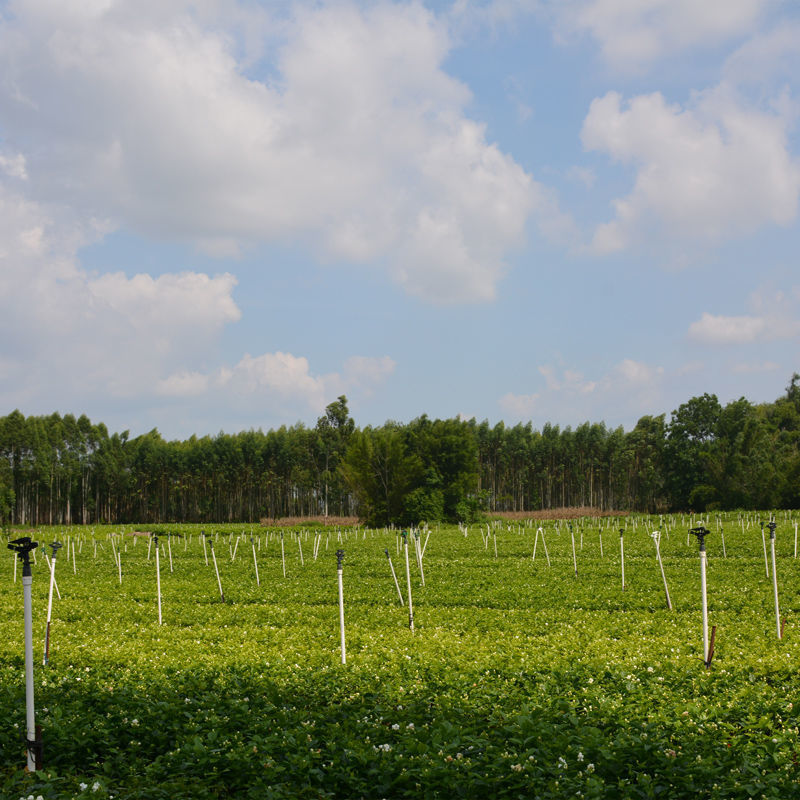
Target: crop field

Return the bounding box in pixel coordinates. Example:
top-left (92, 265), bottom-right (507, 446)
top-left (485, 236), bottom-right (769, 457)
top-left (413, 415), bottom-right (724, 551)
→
top-left (2, 513), bottom-right (800, 799)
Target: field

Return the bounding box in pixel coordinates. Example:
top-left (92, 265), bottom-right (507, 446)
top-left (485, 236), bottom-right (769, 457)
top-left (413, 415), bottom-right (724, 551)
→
top-left (2, 513), bottom-right (799, 799)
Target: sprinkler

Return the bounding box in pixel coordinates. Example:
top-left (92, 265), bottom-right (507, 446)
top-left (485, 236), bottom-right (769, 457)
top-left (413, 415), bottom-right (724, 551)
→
top-left (336, 549), bottom-right (346, 664)
top-left (689, 526), bottom-right (714, 666)
top-left (153, 533), bottom-right (163, 625)
top-left (8, 537), bottom-right (43, 771)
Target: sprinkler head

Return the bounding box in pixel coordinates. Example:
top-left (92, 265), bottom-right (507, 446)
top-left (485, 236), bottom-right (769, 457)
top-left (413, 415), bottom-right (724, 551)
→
top-left (8, 537), bottom-right (38, 560)
top-left (8, 537), bottom-right (38, 576)
top-left (384, 548), bottom-right (389, 557)
top-left (336, 549), bottom-right (345, 569)
top-left (768, 521), bottom-right (777, 540)
top-left (49, 541), bottom-right (63, 557)
top-left (689, 526), bottom-right (711, 551)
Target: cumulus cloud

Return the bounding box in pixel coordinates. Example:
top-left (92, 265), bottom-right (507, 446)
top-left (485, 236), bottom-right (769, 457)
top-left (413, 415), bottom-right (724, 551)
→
top-left (501, 358), bottom-right (665, 424)
top-left (0, 178), bottom-right (244, 399)
top-left (0, 0), bottom-right (545, 303)
top-left (732, 361), bottom-right (780, 374)
top-left (688, 288), bottom-right (800, 345)
top-left (551, 0), bottom-right (766, 70)
top-left (724, 21), bottom-right (800, 87)
top-left (157, 352), bottom-right (396, 416)
top-left (688, 313), bottom-right (767, 345)
top-left (581, 87), bottom-right (800, 253)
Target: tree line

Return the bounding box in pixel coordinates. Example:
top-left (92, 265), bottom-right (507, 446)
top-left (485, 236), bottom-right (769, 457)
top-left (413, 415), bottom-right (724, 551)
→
top-left (2, 377), bottom-right (799, 527)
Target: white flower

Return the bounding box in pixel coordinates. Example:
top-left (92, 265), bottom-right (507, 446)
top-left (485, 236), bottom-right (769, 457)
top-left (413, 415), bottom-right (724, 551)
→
top-left (92, 782), bottom-right (101, 792)
top-left (79, 785), bottom-right (88, 792)
top-left (391, 723), bottom-right (400, 730)
top-left (511, 763), bottom-right (523, 772)
top-left (577, 751), bottom-right (584, 762)
top-left (587, 763), bottom-right (595, 773)
top-left (406, 723), bottom-right (415, 730)
top-left (558, 756), bottom-right (568, 769)
top-left (131, 719), bottom-right (139, 726)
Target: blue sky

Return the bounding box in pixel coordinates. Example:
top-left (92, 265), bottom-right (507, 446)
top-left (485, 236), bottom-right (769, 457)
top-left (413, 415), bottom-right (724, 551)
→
top-left (1, 0), bottom-right (799, 439)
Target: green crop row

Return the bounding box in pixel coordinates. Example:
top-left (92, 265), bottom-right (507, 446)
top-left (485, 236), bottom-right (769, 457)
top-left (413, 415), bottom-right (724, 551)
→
top-left (1, 513), bottom-right (799, 798)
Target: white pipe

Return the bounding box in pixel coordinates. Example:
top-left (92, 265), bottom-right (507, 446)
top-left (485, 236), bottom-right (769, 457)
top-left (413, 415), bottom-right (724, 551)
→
top-left (155, 539), bottom-right (163, 625)
top-left (211, 543), bottom-right (225, 602)
top-left (570, 526), bottom-right (577, 578)
top-left (652, 532), bottom-right (672, 611)
top-left (403, 535), bottom-right (414, 633)
top-left (337, 557), bottom-right (346, 664)
top-left (386, 550), bottom-right (404, 605)
top-left (251, 539), bottom-right (260, 587)
top-left (700, 548), bottom-right (709, 662)
top-left (44, 548), bottom-right (58, 665)
top-left (769, 524), bottom-right (781, 639)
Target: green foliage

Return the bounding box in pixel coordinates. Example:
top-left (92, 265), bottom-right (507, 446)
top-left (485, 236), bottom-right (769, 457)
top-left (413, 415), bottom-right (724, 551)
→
top-left (3, 379), bottom-right (800, 524)
top-left (1, 515), bottom-right (799, 799)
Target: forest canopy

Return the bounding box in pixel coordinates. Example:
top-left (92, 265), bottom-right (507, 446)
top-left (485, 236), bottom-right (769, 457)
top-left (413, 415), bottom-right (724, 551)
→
top-left (2, 378), bottom-right (800, 528)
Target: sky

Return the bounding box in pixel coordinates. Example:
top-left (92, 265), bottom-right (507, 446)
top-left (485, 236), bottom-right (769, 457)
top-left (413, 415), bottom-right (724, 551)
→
top-left (1, 0), bottom-right (799, 440)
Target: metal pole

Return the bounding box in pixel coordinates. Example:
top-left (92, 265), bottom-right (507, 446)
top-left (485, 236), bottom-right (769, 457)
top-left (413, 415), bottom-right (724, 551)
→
top-left (402, 532), bottom-right (414, 633)
top-left (8, 537), bottom-right (41, 771)
top-left (280, 532), bottom-right (286, 578)
top-left (620, 529), bottom-right (625, 590)
top-left (337, 550), bottom-right (346, 664)
top-left (761, 522), bottom-right (769, 578)
top-left (385, 549), bottom-right (404, 605)
top-left (769, 522), bottom-right (781, 639)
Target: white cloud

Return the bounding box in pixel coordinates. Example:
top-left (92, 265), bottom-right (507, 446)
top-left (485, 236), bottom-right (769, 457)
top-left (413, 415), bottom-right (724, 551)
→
top-left (503, 359), bottom-right (664, 423)
top-left (688, 312), bottom-right (767, 344)
top-left (0, 151), bottom-right (28, 180)
top-left (551, 0), bottom-right (766, 70)
top-left (724, 21), bottom-right (800, 88)
top-left (0, 0), bottom-right (544, 304)
top-left (499, 391), bottom-right (539, 418)
top-left (0, 178), bottom-right (242, 401)
top-left (732, 361), bottom-right (780, 374)
top-left (157, 352), bottom-right (396, 417)
top-left (581, 87), bottom-right (800, 253)
top-left (688, 288), bottom-right (800, 346)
